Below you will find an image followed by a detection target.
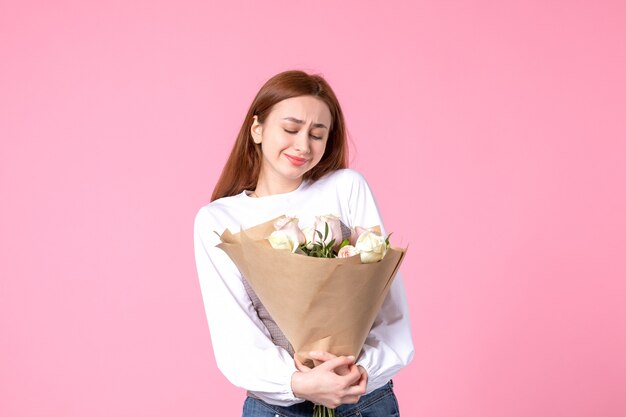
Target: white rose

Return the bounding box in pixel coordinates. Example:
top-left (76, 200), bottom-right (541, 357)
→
top-left (301, 226), bottom-right (316, 250)
top-left (337, 245), bottom-right (359, 258)
top-left (267, 230), bottom-right (299, 253)
top-left (355, 230), bottom-right (387, 263)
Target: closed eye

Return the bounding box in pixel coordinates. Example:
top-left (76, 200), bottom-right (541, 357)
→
top-left (284, 128), bottom-right (323, 140)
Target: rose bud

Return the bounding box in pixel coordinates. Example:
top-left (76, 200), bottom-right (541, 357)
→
top-left (337, 245), bottom-right (359, 258)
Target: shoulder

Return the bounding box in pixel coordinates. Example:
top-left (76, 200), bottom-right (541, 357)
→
top-left (194, 193), bottom-right (246, 243)
top-left (195, 194), bottom-right (236, 222)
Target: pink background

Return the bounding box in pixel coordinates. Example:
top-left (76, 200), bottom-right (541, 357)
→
top-left (1, 1), bottom-right (625, 416)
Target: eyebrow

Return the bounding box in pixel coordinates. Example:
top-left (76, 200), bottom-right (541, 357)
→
top-left (282, 117), bottom-right (328, 129)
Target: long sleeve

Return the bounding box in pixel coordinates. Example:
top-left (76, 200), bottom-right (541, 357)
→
top-left (194, 208), bottom-right (303, 406)
top-left (343, 170), bottom-right (415, 393)
top-left (193, 168), bottom-right (414, 402)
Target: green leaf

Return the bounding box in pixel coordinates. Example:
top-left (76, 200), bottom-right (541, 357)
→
top-left (385, 232), bottom-right (393, 248)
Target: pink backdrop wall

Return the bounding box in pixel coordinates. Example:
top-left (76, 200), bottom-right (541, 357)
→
top-left (1, 1), bottom-right (625, 416)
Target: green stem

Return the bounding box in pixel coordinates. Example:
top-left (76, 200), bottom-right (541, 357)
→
top-left (313, 404), bottom-right (335, 417)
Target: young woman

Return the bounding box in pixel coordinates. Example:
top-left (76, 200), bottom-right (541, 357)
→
top-left (194, 70), bottom-right (414, 416)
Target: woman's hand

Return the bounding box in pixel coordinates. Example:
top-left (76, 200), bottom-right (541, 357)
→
top-left (291, 351), bottom-right (368, 408)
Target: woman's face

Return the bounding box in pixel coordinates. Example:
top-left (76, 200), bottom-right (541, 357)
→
top-left (251, 95), bottom-right (332, 191)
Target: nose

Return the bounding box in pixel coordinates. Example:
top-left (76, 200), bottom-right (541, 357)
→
top-left (293, 130), bottom-right (310, 154)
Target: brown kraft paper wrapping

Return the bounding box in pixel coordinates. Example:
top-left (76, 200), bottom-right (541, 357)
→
top-left (217, 217), bottom-right (406, 368)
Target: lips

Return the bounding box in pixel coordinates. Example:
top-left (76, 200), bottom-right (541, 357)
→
top-left (284, 154), bottom-right (308, 167)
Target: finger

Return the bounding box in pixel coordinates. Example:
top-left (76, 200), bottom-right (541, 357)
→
top-left (344, 378), bottom-right (367, 397)
top-left (341, 366), bottom-right (367, 393)
top-left (356, 370), bottom-right (367, 390)
top-left (294, 356), bottom-right (312, 373)
top-left (333, 363), bottom-right (361, 385)
top-left (357, 366), bottom-right (368, 385)
top-left (334, 363), bottom-right (351, 376)
top-left (334, 360), bottom-right (356, 376)
top-left (318, 355), bottom-right (355, 372)
top-left (318, 355), bottom-right (354, 372)
top-left (344, 364), bottom-right (362, 384)
top-left (308, 351), bottom-right (337, 362)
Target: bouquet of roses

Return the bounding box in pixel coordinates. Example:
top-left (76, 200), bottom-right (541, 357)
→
top-left (266, 214), bottom-right (391, 263)
top-left (217, 215), bottom-right (406, 417)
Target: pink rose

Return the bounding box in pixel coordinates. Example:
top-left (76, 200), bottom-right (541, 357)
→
top-left (337, 245), bottom-right (359, 258)
top-left (312, 214), bottom-right (346, 249)
top-left (273, 216), bottom-right (305, 245)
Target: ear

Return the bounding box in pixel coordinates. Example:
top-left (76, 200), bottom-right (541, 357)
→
top-left (251, 115), bottom-right (263, 144)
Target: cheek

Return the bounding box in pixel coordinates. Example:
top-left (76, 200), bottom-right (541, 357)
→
top-left (261, 132), bottom-right (288, 152)
top-left (313, 140), bottom-right (328, 156)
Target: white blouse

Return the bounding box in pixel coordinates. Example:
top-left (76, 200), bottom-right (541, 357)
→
top-left (194, 169), bottom-right (414, 406)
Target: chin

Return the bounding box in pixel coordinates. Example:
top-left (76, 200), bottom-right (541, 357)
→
top-left (281, 165), bottom-right (311, 177)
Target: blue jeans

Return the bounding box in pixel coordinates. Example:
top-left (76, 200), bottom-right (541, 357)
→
top-left (242, 380), bottom-right (399, 417)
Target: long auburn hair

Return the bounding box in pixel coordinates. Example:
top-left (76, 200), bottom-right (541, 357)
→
top-left (211, 70), bottom-right (348, 201)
